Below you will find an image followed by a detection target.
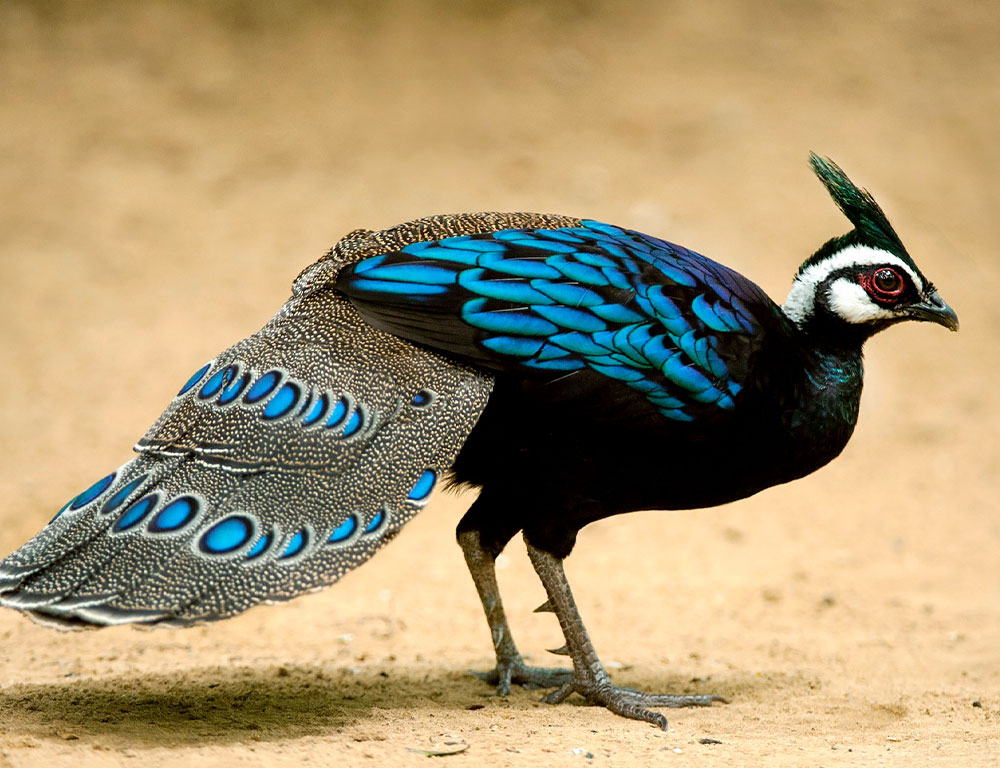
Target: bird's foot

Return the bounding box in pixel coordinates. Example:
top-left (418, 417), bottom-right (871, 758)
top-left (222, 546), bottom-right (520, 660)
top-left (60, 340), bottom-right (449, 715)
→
top-left (471, 657), bottom-right (574, 695)
top-left (541, 680), bottom-right (727, 730)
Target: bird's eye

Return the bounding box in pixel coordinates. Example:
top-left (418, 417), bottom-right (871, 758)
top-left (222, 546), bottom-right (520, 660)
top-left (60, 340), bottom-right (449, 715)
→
top-left (871, 267), bottom-right (904, 297)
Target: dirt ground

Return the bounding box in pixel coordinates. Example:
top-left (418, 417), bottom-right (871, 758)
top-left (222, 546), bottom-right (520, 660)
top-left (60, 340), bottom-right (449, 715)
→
top-left (0, 1), bottom-right (997, 766)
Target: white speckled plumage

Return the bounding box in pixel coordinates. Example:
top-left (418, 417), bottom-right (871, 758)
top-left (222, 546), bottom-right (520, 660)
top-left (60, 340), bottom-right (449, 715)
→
top-left (0, 227), bottom-right (505, 629)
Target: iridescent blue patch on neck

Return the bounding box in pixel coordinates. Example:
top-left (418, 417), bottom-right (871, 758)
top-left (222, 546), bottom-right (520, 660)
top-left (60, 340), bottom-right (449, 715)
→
top-left (178, 362), bottom-right (212, 396)
top-left (70, 472), bottom-right (116, 510)
top-left (262, 383), bottom-right (300, 420)
top-left (113, 493), bottom-right (160, 532)
top-left (407, 470), bottom-right (436, 501)
top-left (199, 516), bottom-right (254, 554)
top-left (101, 475), bottom-right (149, 515)
top-left (328, 515), bottom-right (358, 543)
top-left (279, 529), bottom-right (308, 559)
top-left (364, 509), bottom-right (385, 533)
top-left (148, 496), bottom-right (200, 533)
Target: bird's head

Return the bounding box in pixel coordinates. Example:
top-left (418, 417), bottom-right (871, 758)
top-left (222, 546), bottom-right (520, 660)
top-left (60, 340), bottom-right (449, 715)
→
top-left (782, 154), bottom-right (958, 342)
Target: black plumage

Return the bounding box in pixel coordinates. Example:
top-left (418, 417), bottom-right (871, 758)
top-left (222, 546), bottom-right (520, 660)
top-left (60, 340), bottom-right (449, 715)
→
top-left (0, 157), bottom-right (957, 729)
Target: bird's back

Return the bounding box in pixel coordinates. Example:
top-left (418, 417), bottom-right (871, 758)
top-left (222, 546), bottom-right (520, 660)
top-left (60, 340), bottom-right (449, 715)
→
top-left (318, 212), bottom-right (873, 559)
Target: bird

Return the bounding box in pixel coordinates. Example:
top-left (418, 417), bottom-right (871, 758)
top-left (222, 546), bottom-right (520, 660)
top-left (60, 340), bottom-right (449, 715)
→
top-left (0, 154), bottom-right (957, 729)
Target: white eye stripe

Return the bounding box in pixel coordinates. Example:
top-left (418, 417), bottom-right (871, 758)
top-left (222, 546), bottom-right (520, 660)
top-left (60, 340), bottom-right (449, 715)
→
top-left (798, 245), bottom-right (922, 292)
top-left (826, 280), bottom-right (896, 323)
top-left (782, 245), bottom-right (922, 327)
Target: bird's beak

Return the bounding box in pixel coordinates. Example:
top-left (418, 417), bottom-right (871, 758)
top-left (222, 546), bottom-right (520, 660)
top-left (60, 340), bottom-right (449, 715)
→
top-left (906, 290), bottom-right (959, 331)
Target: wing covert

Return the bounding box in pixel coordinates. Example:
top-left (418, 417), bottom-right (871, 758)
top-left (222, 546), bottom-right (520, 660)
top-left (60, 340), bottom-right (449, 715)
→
top-left (338, 219), bottom-right (779, 422)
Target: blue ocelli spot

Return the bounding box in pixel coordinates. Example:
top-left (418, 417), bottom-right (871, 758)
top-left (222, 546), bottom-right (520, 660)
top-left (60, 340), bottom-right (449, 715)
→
top-left (364, 509), bottom-right (385, 534)
top-left (245, 531), bottom-right (273, 560)
top-left (326, 397), bottom-right (349, 428)
top-left (297, 392), bottom-right (314, 415)
top-left (411, 389), bottom-right (435, 407)
top-left (199, 515), bottom-right (254, 555)
top-left (407, 470), bottom-right (436, 502)
top-left (198, 367), bottom-right (230, 399)
top-left (70, 472), bottom-right (116, 511)
top-left (112, 493), bottom-right (160, 533)
top-left (301, 393), bottom-right (329, 426)
top-left (327, 515), bottom-right (358, 543)
top-left (279, 529), bottom-right (309, 559)
top-left (50, 499), bottom-right (73, 524)
top-left (262, 382), bottom-right (301, 420)
top-left (178, 362), bottom-right (212, 396)
top-left (339, 408), bottom-right (363, 438)
top-left (244, 371), bottom-right (281, 404)
top-left (218, 371), bottom-right (250, 405)
top-left (148, 496), bottom-right (200, 533)
top-left (101, 475), bottom-right (149, 515)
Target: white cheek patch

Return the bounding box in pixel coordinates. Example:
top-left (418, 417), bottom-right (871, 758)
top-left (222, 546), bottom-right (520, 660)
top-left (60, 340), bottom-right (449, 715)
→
top-left (825, 278), bottom-right (895, 323)
top-left (782, 244), bottom-right (922, 327)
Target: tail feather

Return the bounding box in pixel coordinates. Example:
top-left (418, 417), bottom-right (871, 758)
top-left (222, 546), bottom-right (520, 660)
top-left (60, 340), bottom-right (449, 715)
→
top-left (0, 456), bottom-right (176, 590)
top-left (0, 273), bottom-right (493, 628)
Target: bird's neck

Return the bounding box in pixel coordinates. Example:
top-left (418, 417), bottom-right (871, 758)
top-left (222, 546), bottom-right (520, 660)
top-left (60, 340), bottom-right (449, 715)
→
top-left (783, 325), bottom-right (866, 443)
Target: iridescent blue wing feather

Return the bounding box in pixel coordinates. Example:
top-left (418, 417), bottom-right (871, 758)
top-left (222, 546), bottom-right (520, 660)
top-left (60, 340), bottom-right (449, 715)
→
top-left (339, 220), bottom-right (780, 423)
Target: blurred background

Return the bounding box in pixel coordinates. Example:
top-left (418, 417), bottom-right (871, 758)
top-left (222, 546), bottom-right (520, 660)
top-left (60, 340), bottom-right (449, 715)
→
top-left (0, 1), bottom-right (996, 765)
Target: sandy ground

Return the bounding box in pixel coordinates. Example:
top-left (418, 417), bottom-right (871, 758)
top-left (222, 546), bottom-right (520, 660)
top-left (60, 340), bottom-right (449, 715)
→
top-left (0, 1), bottom-right (997, 765)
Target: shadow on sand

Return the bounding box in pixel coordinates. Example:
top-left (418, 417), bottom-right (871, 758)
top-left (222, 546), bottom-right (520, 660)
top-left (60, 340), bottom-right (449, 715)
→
top-left (0, 663), bottom-right (466, 746)
top-left (0, 662), bottom-right (800, 747)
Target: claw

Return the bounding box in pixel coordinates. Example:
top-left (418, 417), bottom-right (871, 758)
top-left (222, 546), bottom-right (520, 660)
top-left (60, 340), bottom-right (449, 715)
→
top-left (533, 599), bottom-right (555, 613)
top-left (523, 539), bottom-right (727, 729)
top-left (542, 683), bottom-right (574, 705)
top-left (547, 644), bottom-right (570, 656)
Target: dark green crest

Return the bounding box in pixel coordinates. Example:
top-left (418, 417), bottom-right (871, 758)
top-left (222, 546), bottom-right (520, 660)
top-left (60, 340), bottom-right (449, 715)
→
top-left (803, 153), bottom-right (919, 274)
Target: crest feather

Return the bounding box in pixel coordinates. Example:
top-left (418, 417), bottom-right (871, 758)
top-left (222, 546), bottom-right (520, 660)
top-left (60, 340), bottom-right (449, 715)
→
top-left (809, 153), bottom-right (906, 253)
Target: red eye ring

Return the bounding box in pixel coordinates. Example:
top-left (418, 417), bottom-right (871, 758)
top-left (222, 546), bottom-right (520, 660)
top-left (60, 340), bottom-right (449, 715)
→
top-left (870, 267), bottom-right (905, 298)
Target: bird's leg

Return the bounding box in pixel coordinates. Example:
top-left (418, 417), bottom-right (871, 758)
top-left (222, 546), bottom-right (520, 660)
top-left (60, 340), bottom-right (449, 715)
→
top-left (524, 537), bottom-right (726, 729)
top-left (458, 530), bottom-right (573, 695)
